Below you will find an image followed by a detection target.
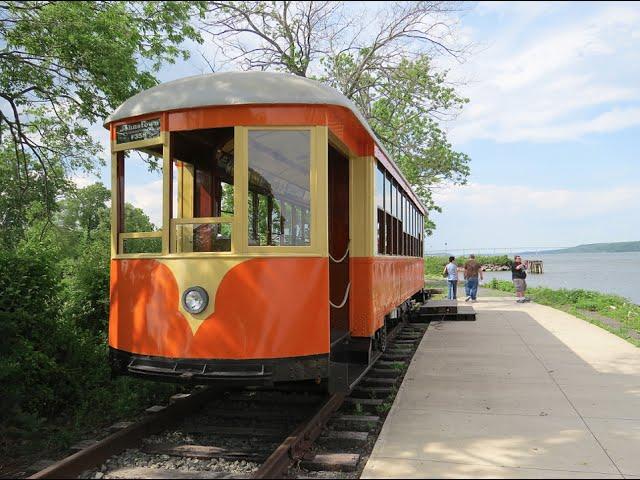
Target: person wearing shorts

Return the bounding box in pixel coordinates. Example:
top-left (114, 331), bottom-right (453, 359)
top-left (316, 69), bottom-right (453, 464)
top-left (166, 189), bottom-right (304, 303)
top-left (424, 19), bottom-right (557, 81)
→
top-left (511, 255), bottom-right (530, 303)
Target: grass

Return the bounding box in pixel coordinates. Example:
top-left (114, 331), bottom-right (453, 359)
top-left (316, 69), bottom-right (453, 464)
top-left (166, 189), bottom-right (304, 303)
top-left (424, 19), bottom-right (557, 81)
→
top-left (483, 279), bottom-right (640, 347)
top-left (390, 361), bottom-right (406, 372)
top-left (424, 254), bottom-right (510, 277)
top-left (376, 400), bottom-right (394, 414)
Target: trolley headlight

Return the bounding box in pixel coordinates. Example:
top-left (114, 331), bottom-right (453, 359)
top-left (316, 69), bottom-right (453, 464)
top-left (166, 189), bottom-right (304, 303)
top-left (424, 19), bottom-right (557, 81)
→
top-left (182, 286), bottom-right (208, 314)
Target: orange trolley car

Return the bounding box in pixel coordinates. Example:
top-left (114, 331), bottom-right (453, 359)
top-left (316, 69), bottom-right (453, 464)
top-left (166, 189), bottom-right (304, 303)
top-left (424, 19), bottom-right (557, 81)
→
top-left (106, 72), bottom-right (425, 392)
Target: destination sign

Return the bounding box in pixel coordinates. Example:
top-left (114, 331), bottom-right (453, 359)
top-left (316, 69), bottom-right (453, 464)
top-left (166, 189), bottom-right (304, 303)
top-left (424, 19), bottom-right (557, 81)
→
top-left (116, 118), bottom-right (161, 144)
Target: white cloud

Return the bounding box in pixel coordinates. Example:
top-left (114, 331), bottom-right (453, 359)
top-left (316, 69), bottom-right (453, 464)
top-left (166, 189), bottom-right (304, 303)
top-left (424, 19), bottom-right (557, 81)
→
top-left (125, 179), bottom-right (163, 227)
top-left (434, 182), bottom-right (640, 220)
top-left (70, 174), bottom-right (100, 188)
top-left (447, 2), bottom-right (640, 144)
top-left (124, 174), bottom-right (178, 228)
top-left (428, 181), bottom-right (640, 250)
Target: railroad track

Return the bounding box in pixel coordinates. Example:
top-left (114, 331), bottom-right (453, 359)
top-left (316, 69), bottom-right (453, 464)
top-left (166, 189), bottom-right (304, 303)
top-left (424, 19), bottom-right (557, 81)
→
top-left (27, 318), bottom-right (429, 480)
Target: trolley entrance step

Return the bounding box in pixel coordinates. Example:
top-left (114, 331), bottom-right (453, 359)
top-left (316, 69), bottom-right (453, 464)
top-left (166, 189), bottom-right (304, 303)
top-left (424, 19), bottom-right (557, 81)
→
top-left (415, 302), bottom-right (476, 321)
top-left (419, 300), bottom-right (459, 314)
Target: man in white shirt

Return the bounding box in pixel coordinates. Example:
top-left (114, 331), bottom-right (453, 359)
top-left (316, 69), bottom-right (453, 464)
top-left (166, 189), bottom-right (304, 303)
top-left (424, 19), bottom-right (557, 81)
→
top-left (443, 256), bottom-right (459, 300)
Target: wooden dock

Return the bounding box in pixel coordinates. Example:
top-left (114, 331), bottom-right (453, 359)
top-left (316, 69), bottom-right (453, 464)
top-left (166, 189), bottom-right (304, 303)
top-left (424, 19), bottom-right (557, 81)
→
top-left (528, 260), bottom-right (543, 274)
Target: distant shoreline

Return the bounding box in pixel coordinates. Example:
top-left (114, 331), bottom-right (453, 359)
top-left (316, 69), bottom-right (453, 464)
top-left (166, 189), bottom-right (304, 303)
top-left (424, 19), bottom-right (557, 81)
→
top-left (523, 240), bottom-right (640, 255)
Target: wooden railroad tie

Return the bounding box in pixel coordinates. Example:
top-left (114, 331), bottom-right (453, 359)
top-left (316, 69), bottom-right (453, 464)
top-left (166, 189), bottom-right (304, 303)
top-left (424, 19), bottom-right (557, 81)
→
top-left (300, 453), bottom-right (361, 472)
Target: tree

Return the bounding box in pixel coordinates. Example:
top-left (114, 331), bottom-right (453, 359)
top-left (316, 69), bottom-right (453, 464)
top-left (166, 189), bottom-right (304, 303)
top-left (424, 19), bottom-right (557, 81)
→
top-left (0, 1), bottom-right (204, 221)
top-left (202, 1), bottom-right (471, 233)
top-left (57, 183), bottom-right (111, 242)
top-left (357, 56), bottom-right (470, 233)
top-left (0, 145), bottom-right (70, 246)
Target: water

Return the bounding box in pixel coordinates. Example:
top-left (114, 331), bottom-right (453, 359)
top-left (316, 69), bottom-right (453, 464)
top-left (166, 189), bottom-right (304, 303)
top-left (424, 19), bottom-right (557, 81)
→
top-left (481, 252), bottom-right (640, 305)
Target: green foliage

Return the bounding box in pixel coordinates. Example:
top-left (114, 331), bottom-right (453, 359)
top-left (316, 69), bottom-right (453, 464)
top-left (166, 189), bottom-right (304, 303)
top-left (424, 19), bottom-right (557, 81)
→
top-left (203, 2), bottom-right (471, 234)
top-left (62, 229), bottom-right (111, 335)
top-left (0, 182), bottom-right (178, 458)
top-left (0, 2), bottom-right (207, 458)
top-left (424, 255), bottom-right (511, 277)
top-left (0, 147), bottom-right (71, 247)
top-left (483, 280), bottom-right (640, 346)
top-left (390, 362), bottom-right (406, 371)
top-left (0, 0), bottom-right (204, 218)
top-left (485, 278), bottom-right (515, 293)
top-left (326, 55), bottom-right (471, 234)
top-left (57, 183), bottom-right (111, 241)
top-left (376, 400), bottom-right (394, 415)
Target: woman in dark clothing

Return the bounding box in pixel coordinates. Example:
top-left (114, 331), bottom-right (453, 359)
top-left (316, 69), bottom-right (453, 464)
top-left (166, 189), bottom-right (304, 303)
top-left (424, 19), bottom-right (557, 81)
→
top-left (511, 255), bottom-right (530, 303)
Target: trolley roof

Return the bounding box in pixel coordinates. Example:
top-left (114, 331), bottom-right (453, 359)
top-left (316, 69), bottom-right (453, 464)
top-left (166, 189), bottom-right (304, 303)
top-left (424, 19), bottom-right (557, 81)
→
top-left (105, 71), bottom-right (425, 213)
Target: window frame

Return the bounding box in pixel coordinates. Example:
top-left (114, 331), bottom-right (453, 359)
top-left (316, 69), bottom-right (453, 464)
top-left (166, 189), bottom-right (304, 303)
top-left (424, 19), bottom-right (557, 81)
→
top-left (243, 126), bottom-right (321, 254)
top-left (111, 132), bottom-right (167, 259)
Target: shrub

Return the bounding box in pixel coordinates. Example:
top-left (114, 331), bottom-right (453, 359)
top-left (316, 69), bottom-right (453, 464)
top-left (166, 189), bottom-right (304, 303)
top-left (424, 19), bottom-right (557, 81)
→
top-left (424, 255), bottom-right (511, 277)
top-left (0, 246), bottom-right (177, 456)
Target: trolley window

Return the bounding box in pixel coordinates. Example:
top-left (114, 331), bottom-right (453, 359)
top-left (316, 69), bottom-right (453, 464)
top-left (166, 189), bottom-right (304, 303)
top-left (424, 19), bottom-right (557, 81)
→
top-left (247, 130), bottom-right (311, 247)
top-left (375, 164), bottom-right (385, 255)
top-left (375, 160), bottom-right (424, 258)
top-left (115, 145), bottom-right (164, 255)
top-left (170, 127), bottom-right (234, 253)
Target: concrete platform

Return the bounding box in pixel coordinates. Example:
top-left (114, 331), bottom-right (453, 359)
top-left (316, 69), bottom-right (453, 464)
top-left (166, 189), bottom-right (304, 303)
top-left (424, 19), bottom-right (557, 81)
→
top-left (361, 297), bottom-right (640, 479)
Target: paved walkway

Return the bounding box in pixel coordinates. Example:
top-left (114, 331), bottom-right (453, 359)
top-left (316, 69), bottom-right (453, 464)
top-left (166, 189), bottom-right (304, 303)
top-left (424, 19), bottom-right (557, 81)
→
top-left (362, 297), bottom-right (640, 479)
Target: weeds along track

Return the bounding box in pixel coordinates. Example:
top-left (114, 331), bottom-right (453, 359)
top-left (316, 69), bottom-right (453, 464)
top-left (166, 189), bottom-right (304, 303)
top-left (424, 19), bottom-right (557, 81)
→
top-left (28, 320), bottom-right (430, 480)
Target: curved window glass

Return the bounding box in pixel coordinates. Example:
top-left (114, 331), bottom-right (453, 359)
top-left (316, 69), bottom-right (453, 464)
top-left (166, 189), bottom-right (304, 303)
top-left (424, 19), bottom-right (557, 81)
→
top-left (248, 130), bottom-right (311, 246)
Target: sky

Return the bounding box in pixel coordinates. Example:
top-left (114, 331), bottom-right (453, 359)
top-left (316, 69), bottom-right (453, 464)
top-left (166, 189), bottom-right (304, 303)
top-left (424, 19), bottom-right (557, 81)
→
top-left (79, 1), bottom-right (640, 253)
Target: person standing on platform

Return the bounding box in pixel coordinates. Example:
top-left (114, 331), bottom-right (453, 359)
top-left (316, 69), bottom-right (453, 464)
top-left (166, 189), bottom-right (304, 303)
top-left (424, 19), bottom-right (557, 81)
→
top-left (443, 256), bottom-right (459, 300)
top-left (511, 255), bottom-right (530, 303)
top-left (464, 254), bottom-right (483, 302)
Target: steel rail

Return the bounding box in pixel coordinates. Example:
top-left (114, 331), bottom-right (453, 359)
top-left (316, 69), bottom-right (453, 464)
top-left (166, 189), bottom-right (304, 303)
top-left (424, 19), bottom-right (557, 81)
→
top-left (28, 388), bottom-right (219, 479)
top-left (29, 306), bottom-right (422, 479)
top-left (252, 310), bottom-right (418, 478)
top-left (252, 393), bottom-right (346, 479)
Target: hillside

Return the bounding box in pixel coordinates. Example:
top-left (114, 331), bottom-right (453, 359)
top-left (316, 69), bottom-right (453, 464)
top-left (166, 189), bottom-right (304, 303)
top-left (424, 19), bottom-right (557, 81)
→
top-left (542, 241), bottom-right (640, 254)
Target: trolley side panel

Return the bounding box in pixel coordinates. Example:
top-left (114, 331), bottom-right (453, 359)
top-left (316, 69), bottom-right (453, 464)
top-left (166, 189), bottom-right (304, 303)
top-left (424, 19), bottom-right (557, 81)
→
top-left (109, 257), bottom-right (330, 359)
top-left (350, 257), bottom-right (423, 337)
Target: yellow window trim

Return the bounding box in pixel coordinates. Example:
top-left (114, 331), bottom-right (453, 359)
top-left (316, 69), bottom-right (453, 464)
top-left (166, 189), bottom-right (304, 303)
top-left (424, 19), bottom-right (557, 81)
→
top-left (172, 216), bottom-right (233, 225)
top-left (240, 126), bottom-right (328, 257)
top-left (110, 151), bottom-right (118, 259)
top-left (162, 132), bottom-right (171, 255)
top-left (111, 126), bottom-right (330, 259)
top-left (118, 231), bottom-right (162, 256)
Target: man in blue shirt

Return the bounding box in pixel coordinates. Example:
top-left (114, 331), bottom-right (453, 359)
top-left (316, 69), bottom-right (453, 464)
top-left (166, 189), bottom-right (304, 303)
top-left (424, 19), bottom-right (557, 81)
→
top-left (443, 256), bottom-right (459, 300)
